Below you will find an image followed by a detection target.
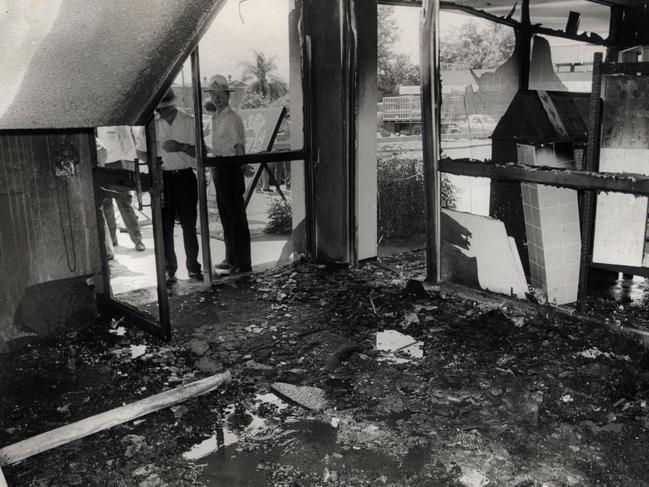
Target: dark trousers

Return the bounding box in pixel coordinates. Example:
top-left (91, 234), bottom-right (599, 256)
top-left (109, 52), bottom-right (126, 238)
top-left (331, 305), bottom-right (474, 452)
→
top-left (162, 169), bottom-right (200, 275)
top-left (102, 190), bottom-right (142, 245)
top-left (215, 167), bottom-right (251, 270)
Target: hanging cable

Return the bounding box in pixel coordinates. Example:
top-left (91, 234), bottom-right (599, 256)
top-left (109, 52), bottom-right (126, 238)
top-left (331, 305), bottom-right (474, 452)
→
top-left (48, 135), bottom-right (78, 273)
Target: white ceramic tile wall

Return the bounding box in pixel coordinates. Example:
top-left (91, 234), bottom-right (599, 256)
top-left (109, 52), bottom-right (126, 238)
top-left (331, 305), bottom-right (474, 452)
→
top-left (519, 144), bottom-right (581, 304)
top-left (593, 148), bottom-right (649, 267)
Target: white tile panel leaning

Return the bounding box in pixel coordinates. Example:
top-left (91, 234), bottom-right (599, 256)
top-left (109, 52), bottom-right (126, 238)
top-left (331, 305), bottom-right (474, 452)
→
top-left (592, 148), bottom-right (649, 267)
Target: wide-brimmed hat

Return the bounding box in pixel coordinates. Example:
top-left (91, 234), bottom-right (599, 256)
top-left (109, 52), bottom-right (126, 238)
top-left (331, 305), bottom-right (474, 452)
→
top-left (203, 74), bottom-right (234, 93)
top-left (157, 89), bottom-right (177, 109)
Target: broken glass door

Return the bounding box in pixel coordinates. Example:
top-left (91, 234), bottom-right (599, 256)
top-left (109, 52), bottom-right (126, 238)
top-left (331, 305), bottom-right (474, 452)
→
top-left (93, 123), bottom-right (170, 339)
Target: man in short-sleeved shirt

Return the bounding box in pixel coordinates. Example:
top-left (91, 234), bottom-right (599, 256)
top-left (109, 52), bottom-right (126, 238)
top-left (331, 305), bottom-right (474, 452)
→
top-left (97, 126), bottom-right (145, 251)
top-left (204, 75), bottom-right (251, 273)
top-left (135, 89), bottom-right (202, 283)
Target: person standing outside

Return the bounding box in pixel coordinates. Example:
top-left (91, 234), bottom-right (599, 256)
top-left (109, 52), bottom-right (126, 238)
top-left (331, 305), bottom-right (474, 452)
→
top-left (135, 89), bottom-right (202, 283)
top-left (204, 75), bottom-right (251, 274)
top-left (96, 126), bottom-right (145, 251)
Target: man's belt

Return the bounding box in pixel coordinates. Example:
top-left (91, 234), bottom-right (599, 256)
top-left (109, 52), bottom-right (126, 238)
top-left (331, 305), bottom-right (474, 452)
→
top-left (95, 166), bottom-right (150, 192)
top-left (162, 167), bottom-right (193, 175)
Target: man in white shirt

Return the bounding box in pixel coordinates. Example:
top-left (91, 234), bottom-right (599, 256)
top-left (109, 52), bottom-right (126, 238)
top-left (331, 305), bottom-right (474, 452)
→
top-left (204, 75), bottom-right (251, 273)
top-left (135, 89), bottom-right (202, 283)
top-left (96, 126), bottom-right (145, 251)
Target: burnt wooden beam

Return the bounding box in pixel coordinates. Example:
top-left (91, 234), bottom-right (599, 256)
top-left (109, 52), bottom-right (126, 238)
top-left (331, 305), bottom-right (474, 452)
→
top-left (587, 0), bottom-right (639, 7)
top-left (519, 0), bottom-right (531, 91)
top-left (440, 2), bottom-right (519, 28)
top-left (143, 117), bottom-right (171, 341)
top-left (190, 47), bottom-right (213, 285)
top-left (0, 372), bottom-right (232, 466)
top-left (439, 1), bottom-right (612, 47)
top-left (601, 61), bottom-right (649, 75)
top-left (592, 262), bottom-right (649, 279)
top-left (421, 0), bottom-right (442, 283)
top-left (296, 0), bottom-right (318, 261)
top-left (438, 158), bottom-right (649, 196)
top-left (533, 25), bottom-right (611, 47)
top-left (578, 52), bottom-right (604, 311)
top-left (204, 149), bottom-right (306, 168)
top-left (378, 0), bottom-right (419, 6)
top-left (606, 5), bottom-right (623, 61)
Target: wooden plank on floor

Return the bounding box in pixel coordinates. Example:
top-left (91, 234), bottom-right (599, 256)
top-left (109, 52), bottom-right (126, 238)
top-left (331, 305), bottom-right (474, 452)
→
top-left (0, 371), bottom-right (232, 467)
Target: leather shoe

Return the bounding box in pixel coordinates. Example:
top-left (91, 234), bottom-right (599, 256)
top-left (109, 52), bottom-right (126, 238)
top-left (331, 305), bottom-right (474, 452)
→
top-left (188, 270), bottom-right (204, 281)
top-left (135, 242), bottom-right (145, 251)
top-left (166, 272), bottom-right (177, 284)
top-left (214, 261), bottom-right (234, 271)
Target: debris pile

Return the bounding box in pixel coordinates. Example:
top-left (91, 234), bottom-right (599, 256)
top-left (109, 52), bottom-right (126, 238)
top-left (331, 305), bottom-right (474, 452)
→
top-left (2, 260), bottom-right (649, 485)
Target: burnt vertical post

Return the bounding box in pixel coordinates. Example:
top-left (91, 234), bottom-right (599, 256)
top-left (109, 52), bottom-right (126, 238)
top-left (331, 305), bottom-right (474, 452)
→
top-left (606, 6), bottom-right (623, 62)
top-left (519, 0), bottom-right (531, 90)
top-left (577, 52), bottom-right (604, 312)
top-left (89, 130), bottom-right (111, 298)
top-left (190, 47), bottom-right (213, 284)
top-left (421, 0), bottom-right (442, 283)
top-left (145, 117), bottom-right (171, 340)
top-left (289, 0), bottom-right (316, 260)
top-left (342, 0), bottom-right (358, 264)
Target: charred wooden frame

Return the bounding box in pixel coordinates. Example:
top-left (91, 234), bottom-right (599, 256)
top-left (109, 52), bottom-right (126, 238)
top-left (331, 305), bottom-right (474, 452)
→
top-left (89, 130), bottom-right (112, 302)
top-left (436, 55), bottom-right (649, 310)
top-left (387, 0), bottom-right (615, 47)
top-left (577, 53), bottom-right (604, 310)
top-left (421, 0), bottom-right (442, 283)
top-left (90, 124), bottom-right (171, 340)
top-left (190, 48), bottom-right (214, 285)
top-left (300, 0), bottom-right (319, 262)
top-left (343, 0), bottom-right (359, 265)
top-left (204, 150), bottom-right (307, 168)
top-left (438, 159), bottom-right (649, 196)
top-left (143, 117), bottom-right (172, 340)
top-left (417, 2), bottom-right (649, 308)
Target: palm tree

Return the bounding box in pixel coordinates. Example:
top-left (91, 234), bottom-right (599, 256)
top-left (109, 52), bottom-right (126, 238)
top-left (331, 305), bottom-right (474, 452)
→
top-left (240, 50), bottom-right (287, 102)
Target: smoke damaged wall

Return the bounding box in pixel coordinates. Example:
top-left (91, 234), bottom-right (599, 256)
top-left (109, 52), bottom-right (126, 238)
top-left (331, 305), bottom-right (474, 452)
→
top-left (0, 133), bottom-right (100, 349)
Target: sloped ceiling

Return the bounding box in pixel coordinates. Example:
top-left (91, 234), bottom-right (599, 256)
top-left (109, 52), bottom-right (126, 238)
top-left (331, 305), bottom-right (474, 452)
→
top-left (0, 0), bottom-right (225, 130)
top-left (387, 0), bottom-right (638, 7)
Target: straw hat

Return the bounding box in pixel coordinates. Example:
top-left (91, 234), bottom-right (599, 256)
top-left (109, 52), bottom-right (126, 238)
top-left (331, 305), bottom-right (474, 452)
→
top-left (157, 89), bottom-right (177, 109)
top-left (203, 74), bottom-right (234, 93)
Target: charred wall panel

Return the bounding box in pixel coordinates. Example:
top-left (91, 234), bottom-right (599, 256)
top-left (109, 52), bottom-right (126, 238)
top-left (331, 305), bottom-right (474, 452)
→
top-left (308, 0), bottom-right (350, 262)
top-left (355, 0), bottom-right (378, 261)
top-left (0, 133), bottom-right (100, 346)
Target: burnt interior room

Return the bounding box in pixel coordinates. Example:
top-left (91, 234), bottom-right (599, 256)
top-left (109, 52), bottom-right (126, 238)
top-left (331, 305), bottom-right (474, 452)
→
top-left (2, 0), bottom-right (649, 486)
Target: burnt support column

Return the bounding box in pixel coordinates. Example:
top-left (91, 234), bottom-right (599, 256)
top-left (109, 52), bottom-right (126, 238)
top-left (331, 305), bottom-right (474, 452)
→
top-left (352, 0), bottom-right (378, 261)
top-left (519, 0), bottom-right (531, 91)
top-left (421, 0), bottom-right (442, 283)
top-left (298, 0), bottom-right (378, 264)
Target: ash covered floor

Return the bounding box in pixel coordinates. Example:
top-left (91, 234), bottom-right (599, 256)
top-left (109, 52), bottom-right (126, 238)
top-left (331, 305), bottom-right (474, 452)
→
top-left (2, 255), bottom-right (649, 486)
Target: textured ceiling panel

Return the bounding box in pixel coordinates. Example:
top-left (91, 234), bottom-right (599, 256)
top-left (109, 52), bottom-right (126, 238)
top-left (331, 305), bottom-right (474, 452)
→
top-left (0, 0), bottom-right (224, 130)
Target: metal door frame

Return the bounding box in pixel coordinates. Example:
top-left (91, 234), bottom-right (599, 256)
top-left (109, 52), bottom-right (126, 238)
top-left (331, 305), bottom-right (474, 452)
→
top-left (91, 121), bottom-right (171, 340)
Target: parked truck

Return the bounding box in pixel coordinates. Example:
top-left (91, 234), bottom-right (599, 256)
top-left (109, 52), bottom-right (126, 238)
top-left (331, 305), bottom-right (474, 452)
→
top-left (380, 93), bottom-right (495, 139)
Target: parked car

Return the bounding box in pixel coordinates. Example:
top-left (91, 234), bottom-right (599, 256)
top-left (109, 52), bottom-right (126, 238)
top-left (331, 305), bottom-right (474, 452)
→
top-left (443, 114), bottom-right (497, 140)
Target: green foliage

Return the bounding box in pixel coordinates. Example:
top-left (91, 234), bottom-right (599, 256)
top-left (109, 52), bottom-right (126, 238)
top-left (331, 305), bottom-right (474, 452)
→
top-left (377, 155), bottom-right (456, 240)
top-left (240, 90), bottom-right (269, 109)
top-left (265, 199), bottom-right (293, 234)
top-left (378, 6), bottom-right (420, 100)
top-left (440, 21), bottom-right (515, 70)
top-left (240, 50), bottom-right (288, 101)
top-left (378, 7), bottom-right (514, 100)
